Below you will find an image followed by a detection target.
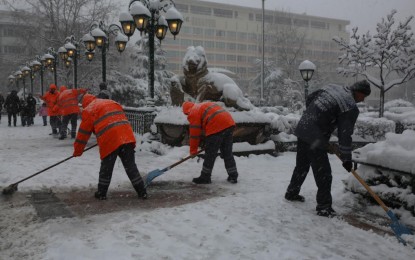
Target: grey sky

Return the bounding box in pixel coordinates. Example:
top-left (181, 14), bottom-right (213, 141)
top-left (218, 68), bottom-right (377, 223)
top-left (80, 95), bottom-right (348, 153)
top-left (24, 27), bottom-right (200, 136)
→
top-left (205, 0), bottom-right (415, 34)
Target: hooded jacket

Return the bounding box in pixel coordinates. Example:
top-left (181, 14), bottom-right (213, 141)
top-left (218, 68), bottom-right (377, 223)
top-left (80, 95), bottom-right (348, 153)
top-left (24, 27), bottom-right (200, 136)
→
top-left (74, 94), bottom-right (136, 159)
top-left (40, 84), bottom-right (60, 116)
top-left (183, 101), bottom-right (235, 155)
top-left (54, 87), bottom-right (87, 116)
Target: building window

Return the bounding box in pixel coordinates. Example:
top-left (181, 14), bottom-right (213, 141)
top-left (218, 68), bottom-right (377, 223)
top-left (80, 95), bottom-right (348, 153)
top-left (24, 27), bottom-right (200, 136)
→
top-left (237, 44), bottom-right (247, 51)
top-left (227, 54), bottom-right (236, 61)
top-left (248, 33), bottom-right (257, 40)
top-left (275, 16), bottom-right (291, 25)
top-left (193, 40), bottom-right (203, 46)
top-left (237, 56), bottom-right (247, 62)
top-left (227, 43), bottom-right (236, 50)
top-left (215, 42), bottom-right (226, 49)
top-left (204, 41), bottom-right (215, 48)
top-left (190, 5), bottom-right (211, 16)
top-left (193, 27), bottom-right (203, 35)
top-left (204, 28), bottom-right (214, 36)
top-left (294, 19), bottom-right (309, 27)
top-left (249, 13), bottom-right (254, 21)
top-left (311, 21), bottom-right (326, 29)
top-left (213, 8), bottom-right (233, 18)
top-left (216, 30), bottom-right (226, 37)
top-left (227, 31), bottom-right (236, 39)
top-left (181, 39), bottom-right (192, 46)
top-left (237, 32), bottom-right (247, 40)
top-left (248, 45), bottom-right (257, 51)
top-left (175, 4), bottom-right (188, 13)
top-left (215, 54), bottom-right (225, 61)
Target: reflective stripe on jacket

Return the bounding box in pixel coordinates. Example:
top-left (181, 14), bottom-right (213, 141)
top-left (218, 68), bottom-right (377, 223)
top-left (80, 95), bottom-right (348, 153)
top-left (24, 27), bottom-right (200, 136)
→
top-left (40, 91), bottom-right (60, 116)
top-left (55, 89), bottom-right (86, 115)
top-left (187, 102), bottom-right (235, 154)
top-left (74, 99), bottom-right (136, 159)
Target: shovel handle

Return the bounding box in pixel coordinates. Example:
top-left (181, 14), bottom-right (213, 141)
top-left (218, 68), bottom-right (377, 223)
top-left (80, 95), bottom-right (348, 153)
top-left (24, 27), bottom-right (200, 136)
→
top-left (164, 149), bottom-right (205, 171)
top-left (12, 143), bottom-right (98, 186)
top-left (330, 144), bottom-right (389, 212)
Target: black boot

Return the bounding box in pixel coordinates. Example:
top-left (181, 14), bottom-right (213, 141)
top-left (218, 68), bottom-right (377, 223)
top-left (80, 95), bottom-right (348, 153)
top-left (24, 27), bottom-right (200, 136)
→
top-left (317, 207), bottom-right (337, 218)
top-left (94, 191), bottom-right (107, 200)
top-left (134, 184), bottom-right (148, 200)
top-left (227, 176), bottom-right (238, 184)
top-left (285, 193), bottom-right (305, 202)
top-left (192, 176), bottom-right (212, 184)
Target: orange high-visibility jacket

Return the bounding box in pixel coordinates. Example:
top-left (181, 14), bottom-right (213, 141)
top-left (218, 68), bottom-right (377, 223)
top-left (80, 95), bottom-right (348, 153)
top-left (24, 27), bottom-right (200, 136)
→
top-left (40, 91), bottom-right (60, 116)
top-left (55, 88), bottom-right (86, 116)
top-left (74, 99), bottom-right (136, 159)
top-left (186, 102), bottom-right (235, 154)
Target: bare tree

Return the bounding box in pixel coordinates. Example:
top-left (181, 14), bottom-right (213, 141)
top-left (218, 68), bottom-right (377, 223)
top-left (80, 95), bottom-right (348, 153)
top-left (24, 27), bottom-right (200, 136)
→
top-left (333, 10), bottom-right (415, 117)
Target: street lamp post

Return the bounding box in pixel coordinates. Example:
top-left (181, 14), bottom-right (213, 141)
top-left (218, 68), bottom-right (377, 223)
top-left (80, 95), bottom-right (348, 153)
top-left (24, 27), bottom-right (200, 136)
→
top-left (30, 59), bottom-right (43, 94)
top-left (21, 65), bottom-right (32, 98)
top-left (119, 0), bottom-right (183, 101)
top-left (60, 36), bottom-right (81, 89)
top-left (299, 60), bottom-right (316, 101)
top-left (83, 21), bottom-right (128, 83)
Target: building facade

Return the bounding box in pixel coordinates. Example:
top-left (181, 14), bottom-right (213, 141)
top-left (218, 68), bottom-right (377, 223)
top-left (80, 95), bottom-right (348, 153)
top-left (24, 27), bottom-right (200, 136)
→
top-left (161, 0), bottom-right (350, 92)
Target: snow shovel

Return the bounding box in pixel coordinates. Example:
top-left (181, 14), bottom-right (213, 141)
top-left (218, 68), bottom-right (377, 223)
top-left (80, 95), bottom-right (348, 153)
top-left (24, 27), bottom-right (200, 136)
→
top-left (330, 145), bottom-right (413, 245)
top-left (2, 144), bottom-right (98, 195)
top-left (144, 149), bottom-right (204, 188)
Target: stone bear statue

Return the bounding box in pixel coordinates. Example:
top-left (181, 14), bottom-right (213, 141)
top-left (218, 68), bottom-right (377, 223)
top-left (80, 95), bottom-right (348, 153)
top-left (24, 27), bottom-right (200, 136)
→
top-left (170, 46), bottom-right (253, 111)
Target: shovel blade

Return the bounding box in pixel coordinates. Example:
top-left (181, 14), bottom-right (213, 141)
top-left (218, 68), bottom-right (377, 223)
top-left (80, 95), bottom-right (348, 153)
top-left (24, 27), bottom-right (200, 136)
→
top-left (145, 169), bottom-right (166, 187)
top-left (387, 210), bottom-right (413, 245)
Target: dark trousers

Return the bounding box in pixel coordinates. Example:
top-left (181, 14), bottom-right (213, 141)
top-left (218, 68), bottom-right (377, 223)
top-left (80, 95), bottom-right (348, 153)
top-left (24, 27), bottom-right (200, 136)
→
top-left (60, 113), bottom-right (78, 138)
top-left (201, 127), bottom-right (238, 179)
top-left (98, 143), bottom-right (145, 194)
top-left (42, 116), bottom-right (47, 126)
top-left (50, 115), bottom-right (61, 134)
top-left (7, 113), bottom-right (17, 126)
top-left (286, 139), bottom-right (332, 210)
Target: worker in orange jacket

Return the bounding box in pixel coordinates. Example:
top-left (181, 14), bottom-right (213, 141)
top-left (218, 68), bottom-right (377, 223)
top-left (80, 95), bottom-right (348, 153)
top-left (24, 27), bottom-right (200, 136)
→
top-left (39, 84), bottom-right (61, 136)
top-left (54, 86), bottom-right (87, 139)
top-left (182, 101), bottom-right (239, 184)
top-left (73, 94), bottom-right (147, 200)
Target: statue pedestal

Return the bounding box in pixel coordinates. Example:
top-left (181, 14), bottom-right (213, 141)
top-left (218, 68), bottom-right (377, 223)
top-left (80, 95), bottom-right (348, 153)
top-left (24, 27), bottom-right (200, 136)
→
top-left (154, 106), bottom-right (272, 147)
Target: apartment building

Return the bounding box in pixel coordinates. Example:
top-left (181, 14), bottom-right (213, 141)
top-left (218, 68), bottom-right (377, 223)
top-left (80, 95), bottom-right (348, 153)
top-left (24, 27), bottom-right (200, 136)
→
top-left (161, 0), bottom-right (350, 89)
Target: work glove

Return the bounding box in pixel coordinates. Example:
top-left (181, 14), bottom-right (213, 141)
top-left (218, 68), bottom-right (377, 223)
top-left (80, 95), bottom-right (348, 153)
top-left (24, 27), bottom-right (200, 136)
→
top-left (342, 161), bottom-right (353, 172)
top-left (73, 149), bottom-right (83, 157)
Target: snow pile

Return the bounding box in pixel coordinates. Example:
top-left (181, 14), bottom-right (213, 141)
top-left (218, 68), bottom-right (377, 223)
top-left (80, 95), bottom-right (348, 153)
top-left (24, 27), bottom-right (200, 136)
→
top-left (346, 130), bottom-right (415, 215)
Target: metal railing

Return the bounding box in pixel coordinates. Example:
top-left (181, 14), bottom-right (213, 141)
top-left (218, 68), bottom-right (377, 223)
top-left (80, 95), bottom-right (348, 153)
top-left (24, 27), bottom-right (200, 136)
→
top-left (124, 106), bottom-right (158, 135)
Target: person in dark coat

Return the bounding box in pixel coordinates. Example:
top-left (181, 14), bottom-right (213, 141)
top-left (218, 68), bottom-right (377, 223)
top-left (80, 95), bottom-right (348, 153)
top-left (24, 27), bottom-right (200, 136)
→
top-left (284, 80), bottom-right (371, 218)
top-left (4, 90), bottom-right (20, 127)
top-left (26, 93), bottom-right (37, 126)
top-left (96, 82), bottom-right (111, 99)
top-left (0, 92), bottom-right (4, 124)
top-left (20, 98), bottom-right (29, 126)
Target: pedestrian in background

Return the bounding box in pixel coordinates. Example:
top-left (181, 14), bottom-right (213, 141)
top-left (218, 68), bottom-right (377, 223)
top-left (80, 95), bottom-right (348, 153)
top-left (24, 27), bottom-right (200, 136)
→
top-left (0, 92), bottom-right (5, 124)
top-left (26, 93), bottom-right (37, 126)
top-left (182, 101), bottom-right (239, 184)
top-left (73, 94), bottom-right (147, 200)
top-left (4, 90), bottom-right (20, 127)
top-left (284, 80), bottom-right (371, 218)
top-left (39, 103), bottom-right (48, 126)
top-left (96, 82), bottom-right (111, 99)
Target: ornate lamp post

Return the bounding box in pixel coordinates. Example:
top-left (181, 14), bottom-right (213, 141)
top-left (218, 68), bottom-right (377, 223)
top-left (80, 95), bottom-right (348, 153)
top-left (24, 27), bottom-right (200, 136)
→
top-left (59, 36), bottom-right (82, 89)
top-left (42, 48), bottom-right (58, 86)
top-left (299, 60), bottom-right (316, 101)
top-left (119, 0), bottom-right (183, 101)
top-left (14, 70), bottom-right (22, 92)
top-left (22, 64), bottom-right (34, 95)
top-left (83, 21), bottom-right (128, 83)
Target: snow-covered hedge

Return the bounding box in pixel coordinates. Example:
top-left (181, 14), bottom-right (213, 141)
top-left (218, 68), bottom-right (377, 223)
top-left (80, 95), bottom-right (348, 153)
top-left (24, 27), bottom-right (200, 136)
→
top-left (345, 130), bottom-right (415, 216)
top-left (353, 116), bottom-right (395, 142)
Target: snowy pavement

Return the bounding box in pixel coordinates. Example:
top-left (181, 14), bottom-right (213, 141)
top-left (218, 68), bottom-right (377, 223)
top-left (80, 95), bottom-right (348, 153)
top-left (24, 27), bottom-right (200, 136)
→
top-left (1, 117), bottom-right (414, 259)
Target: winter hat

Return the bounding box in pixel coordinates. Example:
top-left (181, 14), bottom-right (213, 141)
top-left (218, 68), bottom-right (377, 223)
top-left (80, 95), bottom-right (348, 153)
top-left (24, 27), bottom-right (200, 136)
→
top-left (49, 84), bottom-right (57, 90)
top-left (82, 94), bottom-right (97, 108)
top-left (182, 101), bottom-right (195, 115)
top-left (350, 80), bottom-right (371, 96)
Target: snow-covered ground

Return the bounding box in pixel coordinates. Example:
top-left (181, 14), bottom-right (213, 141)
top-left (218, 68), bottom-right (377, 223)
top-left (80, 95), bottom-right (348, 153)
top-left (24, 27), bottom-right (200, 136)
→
top-left (1, 116), bottom-right (414, 259)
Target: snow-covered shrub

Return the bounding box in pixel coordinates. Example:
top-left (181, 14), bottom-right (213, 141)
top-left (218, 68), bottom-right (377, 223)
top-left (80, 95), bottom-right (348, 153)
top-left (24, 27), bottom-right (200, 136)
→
top-left (346, 130), bottom-right (415, 215)
top-left (384, 99), bottom-right (414, 111)
top-left (354, 116), bottom-right (395, 142)
top-left (383, 99), bottom-right (415, 133)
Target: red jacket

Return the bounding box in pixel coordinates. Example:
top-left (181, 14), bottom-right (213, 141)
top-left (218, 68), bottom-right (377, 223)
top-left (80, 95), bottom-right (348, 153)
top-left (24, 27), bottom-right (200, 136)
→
top-left (185, 102), bottom-right (235, 155)
top-left (54, 88), bottom-right (86, 116)
top-left (74, 98), bottom-right (136, 159)
top-left (40, 90), bottom-right (60, 116)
